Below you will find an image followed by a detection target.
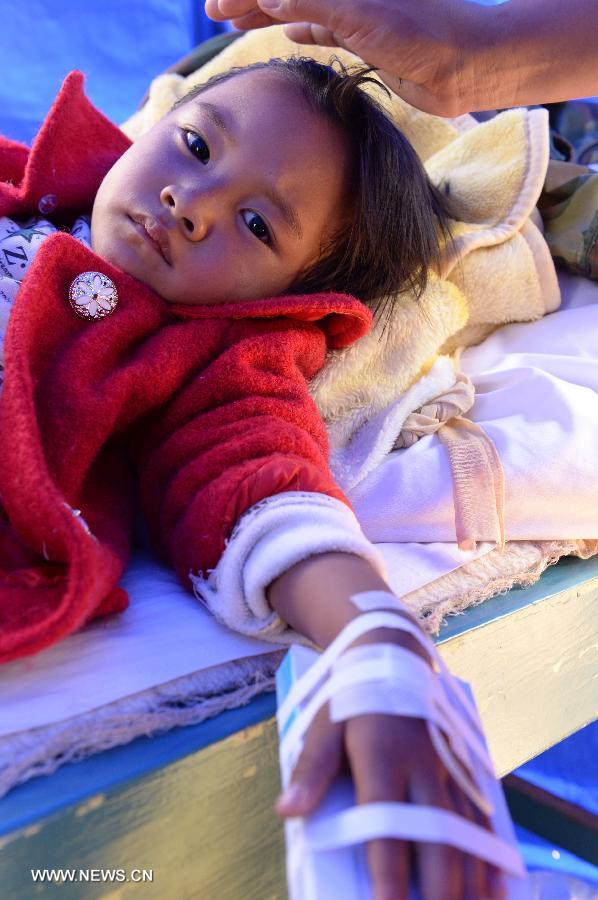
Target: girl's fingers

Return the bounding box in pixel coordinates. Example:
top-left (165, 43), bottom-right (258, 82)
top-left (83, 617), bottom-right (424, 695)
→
top-left (445, 775), bottom-right (494, 899)
top-left (366, 837), bottom-right (411, 900)
top-left (275, 703), bottom-right (344, 817)
top-left (346, 715), bottom-right (418, 899)
top-left (408, 765), bottom-right (463, 900)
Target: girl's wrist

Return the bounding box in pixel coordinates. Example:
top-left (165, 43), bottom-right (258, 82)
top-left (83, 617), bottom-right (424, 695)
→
top-left (267, 551), bottom-right (388, 648)
top-left (267, 552), bottom-right (427, 660)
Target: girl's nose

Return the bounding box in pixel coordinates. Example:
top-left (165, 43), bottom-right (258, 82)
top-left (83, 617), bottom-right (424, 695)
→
top-left (160, 185), bottom-right (212, 240)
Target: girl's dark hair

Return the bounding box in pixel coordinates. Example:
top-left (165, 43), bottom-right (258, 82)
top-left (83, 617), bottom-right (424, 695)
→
top-left (173, 57), bottom-right (452, 324)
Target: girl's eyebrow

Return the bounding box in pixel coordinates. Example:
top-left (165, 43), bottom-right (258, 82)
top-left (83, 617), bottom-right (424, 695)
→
top-left (263, 186), bottom-right (303, 241)
top-left (195, 99), bottom-right (303, 241)
top-left (196, 101), bottom-right (234, 143)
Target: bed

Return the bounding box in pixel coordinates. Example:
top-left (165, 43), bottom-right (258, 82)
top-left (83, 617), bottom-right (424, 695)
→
top-left (0, 8), bottom-right (597, 896)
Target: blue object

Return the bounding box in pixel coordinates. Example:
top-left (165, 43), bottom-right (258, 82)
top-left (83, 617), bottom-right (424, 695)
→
top-left (0, 0), bottom-right (228, 144)
top-left (515, 721), bottom-right (598, 817)
top-left (515, 824), bottom-right (598, 886)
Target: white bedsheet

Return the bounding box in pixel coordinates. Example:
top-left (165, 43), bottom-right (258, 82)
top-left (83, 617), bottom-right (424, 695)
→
top-left (0, 272), bottom-right (596, 737)
top-left (0, 542), bottom-right (489, 737)
top-left (353, 273), bottom-right (598, 544)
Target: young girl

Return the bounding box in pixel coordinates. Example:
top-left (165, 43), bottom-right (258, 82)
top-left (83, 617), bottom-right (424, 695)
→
top-left (0, 59), bottom-right (505, 898)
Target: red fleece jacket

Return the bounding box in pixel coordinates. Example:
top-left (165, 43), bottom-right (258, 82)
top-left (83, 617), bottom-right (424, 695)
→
top-left (0, 72), bottom-right (371, 663)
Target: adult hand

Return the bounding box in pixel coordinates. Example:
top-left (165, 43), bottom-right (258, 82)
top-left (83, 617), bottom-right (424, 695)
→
top-left (205, 0), bottom-right (598, 116)
top-left (204, 0), bottom-right (478, 116)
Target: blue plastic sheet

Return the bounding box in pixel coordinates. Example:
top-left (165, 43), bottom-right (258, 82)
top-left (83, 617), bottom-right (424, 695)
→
top-left (517, 722), bottom-right (598, 818)
top-left (0, 0), bottom-right (227, 144)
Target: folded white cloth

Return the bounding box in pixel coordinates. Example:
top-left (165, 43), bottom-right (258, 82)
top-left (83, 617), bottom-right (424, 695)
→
top-left (351, 277), bottom-right (598, 544)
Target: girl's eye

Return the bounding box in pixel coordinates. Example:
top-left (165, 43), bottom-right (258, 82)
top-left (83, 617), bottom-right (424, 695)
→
top-left (242, 210), bottom-right (272, 246)
top-left (184, 130), bottom-right (210, 165)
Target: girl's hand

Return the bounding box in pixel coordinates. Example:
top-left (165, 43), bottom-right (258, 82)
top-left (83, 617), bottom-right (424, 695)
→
top-left (268, 554), bottom-right (507, 899)
top-left (275, 628), bottom-right (506, 900)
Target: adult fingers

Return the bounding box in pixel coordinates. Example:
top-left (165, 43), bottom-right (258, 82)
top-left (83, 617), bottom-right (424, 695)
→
top-left (205, 0), bottom-right (345, 43)
top-left (229, 8), bottom-right (278, 30)
top-left (255, 0), bottom-right (342, 27)
top-left (205, 0), bottom-right (466, 116)
top-left (280, 22), bottom-right (339, 47)
top-left (204, 0), bottom-right (275, 30)
top-left (275, 703), bottom-right (344, 817)
top-left (205, 0), bottom-right (341, 28)
top-left (204, 0), bottom-right (259, 21)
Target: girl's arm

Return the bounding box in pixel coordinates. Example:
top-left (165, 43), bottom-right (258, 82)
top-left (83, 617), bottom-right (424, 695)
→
top-left (269, 552), bottom-right (504, 900)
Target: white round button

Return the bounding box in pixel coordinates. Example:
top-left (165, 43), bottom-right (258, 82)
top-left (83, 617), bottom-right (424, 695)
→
top-left (69, 271), bottom-right (118, 321)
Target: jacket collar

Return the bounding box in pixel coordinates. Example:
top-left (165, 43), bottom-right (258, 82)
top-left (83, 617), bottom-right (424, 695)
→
top-left (0, 71), bottom-right (131, 219)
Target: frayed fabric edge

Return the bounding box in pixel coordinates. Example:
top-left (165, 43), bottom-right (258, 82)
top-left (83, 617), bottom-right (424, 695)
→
top-left (405, 538), bottom-right (598, 635)
top-left (0, 651), bottom-right (283, 801)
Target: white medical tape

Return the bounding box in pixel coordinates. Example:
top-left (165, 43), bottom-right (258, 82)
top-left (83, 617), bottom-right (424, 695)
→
top-left (278, 604), bottom-right (496, 817)
top-left (304, 801), bottom-right (526, 878)
top-left (276, 612), bottom-right (446, 731)
top-left (279, 642), bottom-right (439, 767)
top-left (284, 820), bottom-right (306, 882)
top-left (350, 590), bottom-right (409, 613)
top-left (338, 644), bottom-right (494, 788)
top-left (317, 643), bottom-right (491, 777)
top-left (330, 645), bottom-right (494, 794)
top-left (350, 591), bottom-right (485, 740)
top-left (279, 642), bottom-right (493, 796)
top-left (276, 610), bottom-right (429, 731)
top-left (426, 720), bottom-right (494, 817)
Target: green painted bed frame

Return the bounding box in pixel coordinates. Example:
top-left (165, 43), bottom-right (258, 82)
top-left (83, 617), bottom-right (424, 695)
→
top-left (1, 556), bottom-right (597, 899)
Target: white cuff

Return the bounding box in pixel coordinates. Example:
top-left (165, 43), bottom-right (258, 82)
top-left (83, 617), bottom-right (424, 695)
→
top-left (189, 492), bottom-right (387, 644)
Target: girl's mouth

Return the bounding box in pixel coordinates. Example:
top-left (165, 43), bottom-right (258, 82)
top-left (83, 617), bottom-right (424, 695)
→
top-left (129, 214), bottom-right (172, 266)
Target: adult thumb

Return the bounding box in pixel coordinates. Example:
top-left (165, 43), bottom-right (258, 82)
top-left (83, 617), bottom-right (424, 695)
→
top-left (256, 0), bottom-right (334, 26)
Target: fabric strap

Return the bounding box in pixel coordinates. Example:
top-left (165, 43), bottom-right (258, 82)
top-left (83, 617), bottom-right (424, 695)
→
top-left (438, 415), bottom-right (506, 551)
top-left (393, 369), bottom-right (506, 552)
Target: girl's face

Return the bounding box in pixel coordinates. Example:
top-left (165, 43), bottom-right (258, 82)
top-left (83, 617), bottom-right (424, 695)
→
top-left (91, 69), bottom-right (350, 306)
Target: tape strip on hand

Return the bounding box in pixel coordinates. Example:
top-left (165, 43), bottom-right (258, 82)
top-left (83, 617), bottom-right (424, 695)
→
top-left (304, 801), bottom-right (526, 878)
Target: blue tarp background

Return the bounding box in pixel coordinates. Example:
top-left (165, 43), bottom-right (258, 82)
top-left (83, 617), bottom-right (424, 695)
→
top-left (0, 0), bottom-right (228, 144)
top-left (0, 1), bottom-right (596, 890)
